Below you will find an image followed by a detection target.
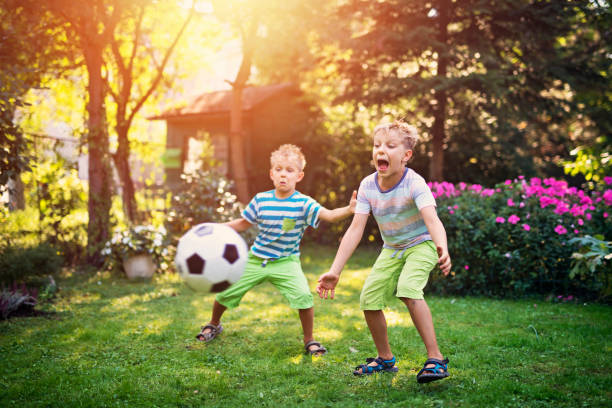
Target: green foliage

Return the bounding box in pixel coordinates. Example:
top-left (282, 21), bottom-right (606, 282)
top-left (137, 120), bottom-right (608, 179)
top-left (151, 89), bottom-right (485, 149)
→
top-left (430, 178), bottom-right (611, 299)
top-left (101, 225), bottom-right (171, 274)
top-left (564, 136), bottom-right (611, 183)
top-left (21, 155), bottom-right (88, 263)
top-left (569, 234), bottom-right (612, 299)
top-left (0, 0), bottom-right (65, 188)
top-left (0, 243), bottom-right (63, 286)
top-left (166, 169), bottom-right (254, 242)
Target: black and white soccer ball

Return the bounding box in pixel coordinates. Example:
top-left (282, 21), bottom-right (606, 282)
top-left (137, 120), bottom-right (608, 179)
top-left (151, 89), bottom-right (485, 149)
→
top-left (175, 223), bottom-right (247, 292)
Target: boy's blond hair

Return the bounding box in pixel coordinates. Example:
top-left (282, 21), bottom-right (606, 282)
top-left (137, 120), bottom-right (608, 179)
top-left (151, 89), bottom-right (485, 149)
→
top-left (373, 120), bottom-right (419, 150)
top-left (270, 144), bottom-right (306, 170)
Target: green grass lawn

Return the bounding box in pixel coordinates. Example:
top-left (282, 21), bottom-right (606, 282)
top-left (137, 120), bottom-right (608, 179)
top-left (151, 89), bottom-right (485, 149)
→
top-left (1, 245), bottom-right (611, 407)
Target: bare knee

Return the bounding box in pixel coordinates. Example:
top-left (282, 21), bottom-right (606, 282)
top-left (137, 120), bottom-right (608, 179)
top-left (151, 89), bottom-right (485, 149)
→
top-left (401, 297), bottom-right (423, 308)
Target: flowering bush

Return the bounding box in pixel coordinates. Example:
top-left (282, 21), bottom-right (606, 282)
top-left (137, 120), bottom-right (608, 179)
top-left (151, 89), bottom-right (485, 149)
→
top-left (101, 225), bottom-right (171, 274)
top-left (429, 177), bottom-right (611, 300)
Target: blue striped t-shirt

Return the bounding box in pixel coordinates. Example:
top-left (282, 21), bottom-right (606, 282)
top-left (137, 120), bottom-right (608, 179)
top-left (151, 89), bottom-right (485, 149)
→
top-left (242, 190), bottom-right (321, 259)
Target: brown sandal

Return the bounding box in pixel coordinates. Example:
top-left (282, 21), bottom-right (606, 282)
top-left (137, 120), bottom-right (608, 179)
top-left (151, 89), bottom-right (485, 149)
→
top-left (195, 323), bottom-right (223, 342)
top-left (304, 340), bottom-right (327, 356)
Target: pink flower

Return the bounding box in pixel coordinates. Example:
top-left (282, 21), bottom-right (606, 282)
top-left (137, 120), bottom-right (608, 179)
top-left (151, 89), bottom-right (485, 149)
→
top-left (586, 213), bottom-right (592, 220)
top-left (604, 176), bottom-right (612, 185)
top-left (522, 224), bottom-right (531, 231)
top-left (574, 229), bottom-right (579, 234)
top-left (603, 190), bottom-right (612, 206)
top-left (495, 217), bottom-right (505, 223)
top-left (464, 265), bottom-right (469, 270)
top-left (505, 179), bottom-right (512, 185)
top-left (453, 205), bottom-right (459, 209)
top-left (449, 210), bottom-right (455, 214)
top-left (578, 218), bottom-right (584, 226)
top-left (605, 212), bottom-right (609, 218)
top-left (554, 225), bottom-right (567, 235)
top-left (507, 198), bottom-right (515, 207)
top-left (508, 214), bottom-right (520, 224)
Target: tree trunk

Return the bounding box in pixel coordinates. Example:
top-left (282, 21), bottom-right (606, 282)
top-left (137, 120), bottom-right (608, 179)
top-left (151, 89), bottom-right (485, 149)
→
top-left (113, 125), bottom-right (138, 223)
top-left (229, 84), bottom-right (250, 202)
top-left (429, 0), bottom-right (449, 182)
top-left (84, 45), bottom-right (112, 267)
top-left (228, 24), bottom-right (257, 203)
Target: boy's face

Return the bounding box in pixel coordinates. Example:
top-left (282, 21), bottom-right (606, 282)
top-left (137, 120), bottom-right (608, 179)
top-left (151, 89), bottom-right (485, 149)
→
top-left (372, 129), bottom-right (412, 178)
top-left (269, 155), bottom-right (304, 197)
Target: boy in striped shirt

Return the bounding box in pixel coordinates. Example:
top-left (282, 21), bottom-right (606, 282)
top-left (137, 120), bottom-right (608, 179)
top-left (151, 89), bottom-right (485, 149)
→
top-left (316, 120), bottom-right (452, 383)
top-left (196, 144), bottom-right (356, 356)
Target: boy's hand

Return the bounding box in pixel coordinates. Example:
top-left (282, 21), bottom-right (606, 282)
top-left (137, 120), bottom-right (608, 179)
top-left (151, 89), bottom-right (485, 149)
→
top-left (349, 190), bottom-right (357, 213)
top-left (316, 272), bottom-right (339, 299)
top-left (437, 246), bottom-right (451, 276)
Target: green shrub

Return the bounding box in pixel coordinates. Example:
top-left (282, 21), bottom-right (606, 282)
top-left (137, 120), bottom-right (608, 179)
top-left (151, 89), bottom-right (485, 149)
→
top-left (429, 177), bottom-right (611, 299)
top-left (569, 234), bottom-right (611, 300)
top-left (0, 243), bottom-right (63, 285)
top-left (166, 169), bottom-right (256, 244)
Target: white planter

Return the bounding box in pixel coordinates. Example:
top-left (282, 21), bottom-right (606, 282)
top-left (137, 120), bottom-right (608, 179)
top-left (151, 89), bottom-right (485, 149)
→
top-left (123, 254), bottom-right (156, 280)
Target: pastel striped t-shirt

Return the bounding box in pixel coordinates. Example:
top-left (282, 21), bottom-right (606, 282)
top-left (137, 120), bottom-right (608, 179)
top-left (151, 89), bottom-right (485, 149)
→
top-left (355, 168), bottom-right (436, 249)
top-left (242, 190), bottom-right (321, 259)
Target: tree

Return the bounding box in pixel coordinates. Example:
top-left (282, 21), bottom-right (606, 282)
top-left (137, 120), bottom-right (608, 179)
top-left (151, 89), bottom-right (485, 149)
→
top-left (211, 0), bottom-right (327, 202)
top-left (322, 0), bottom-right (607, 182)
top-left (0, 1), bottom-right (66, 208)
top-left (47, 0), bottom-right (123, 265)
top-left (103, 2), bottom-right (195, 222)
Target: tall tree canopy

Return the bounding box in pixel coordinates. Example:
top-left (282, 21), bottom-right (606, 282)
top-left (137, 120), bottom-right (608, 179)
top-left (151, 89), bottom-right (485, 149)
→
top-left (321, 0), bottom-right (609, 183)
top-left (0, 1), bottom-right (66, 194)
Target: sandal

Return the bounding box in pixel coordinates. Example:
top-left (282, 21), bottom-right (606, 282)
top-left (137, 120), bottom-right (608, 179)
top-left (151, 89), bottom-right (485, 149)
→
top-left (416, 357), bottom-right (449, 383)
top-left (353, 356), bottom-right (398, 376)
top-left (304, 340), bottom-right (327, 356)
top-left (195, 323), bottom-right (223, 342)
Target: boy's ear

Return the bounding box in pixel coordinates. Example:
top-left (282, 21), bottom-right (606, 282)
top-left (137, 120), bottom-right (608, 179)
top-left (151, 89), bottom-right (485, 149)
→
top-left (297, 171), bottom-right (304, 182)
top-left (404, 149), bottom-right (413, 164)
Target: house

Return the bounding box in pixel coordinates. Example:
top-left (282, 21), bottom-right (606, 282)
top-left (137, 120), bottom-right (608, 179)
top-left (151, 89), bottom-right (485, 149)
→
top-left (148, 83), bottom-right (314, 196)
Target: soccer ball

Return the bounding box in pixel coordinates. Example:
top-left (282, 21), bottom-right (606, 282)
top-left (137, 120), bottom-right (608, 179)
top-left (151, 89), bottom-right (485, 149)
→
top-left (175, 223), bottom-right (248, 292)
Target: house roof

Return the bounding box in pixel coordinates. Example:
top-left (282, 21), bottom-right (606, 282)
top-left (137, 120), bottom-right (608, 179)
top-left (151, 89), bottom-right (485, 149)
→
top-left (148, 83), bottom-right (299, 120)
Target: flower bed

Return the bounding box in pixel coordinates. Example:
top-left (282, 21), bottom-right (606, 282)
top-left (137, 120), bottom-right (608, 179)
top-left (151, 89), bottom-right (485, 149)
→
top-left (429, 177), bottom-right (611, 299)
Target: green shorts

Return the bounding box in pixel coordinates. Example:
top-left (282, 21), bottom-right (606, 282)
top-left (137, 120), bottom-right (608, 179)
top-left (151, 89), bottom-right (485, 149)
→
top-left (360, 240), bottom-right (438, 310)
top-left (215, 253), bottom-right (313, 310)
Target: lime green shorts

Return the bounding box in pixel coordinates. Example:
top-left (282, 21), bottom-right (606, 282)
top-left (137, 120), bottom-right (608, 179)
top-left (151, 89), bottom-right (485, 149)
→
top-left (215, 253), bottom-right (313, 310)
top-left (360, 241), bottom-right (438, 310)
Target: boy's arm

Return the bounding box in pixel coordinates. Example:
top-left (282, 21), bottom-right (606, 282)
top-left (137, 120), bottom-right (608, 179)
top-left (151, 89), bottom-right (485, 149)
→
top-left (224, 218), bottom-right (254, 233)
top-left (317, 190), bottom-right (357, 223)
top-left (420, 206), bottom-right (452, 275)
top-left (316, 212), bottom-right (368, 299)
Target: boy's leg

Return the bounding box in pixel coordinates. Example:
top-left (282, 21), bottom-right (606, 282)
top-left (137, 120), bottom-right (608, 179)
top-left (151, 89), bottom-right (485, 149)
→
top-left (400, 298), bottom-right (444, 361)
top-left (396, 241), bottom-right (446, 374)
top-left (364, 310), bottom-right (393, 359)
top-left (198, 254), bottom-right (266, 339)
top-left (297, 307), bottom-right (324, 354)
top-left (206, 300), bottom-right (228, 327)
top-left (267, 256), bottom-right (323, 354)
top-left (197, 300), bottom-right (227, 340)
top-left (355, 249), bottom-right (404, 374)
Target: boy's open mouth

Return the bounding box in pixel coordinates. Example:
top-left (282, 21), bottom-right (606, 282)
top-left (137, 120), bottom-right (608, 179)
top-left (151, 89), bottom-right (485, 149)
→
top-left (377, 159), bottom-right (389, 171)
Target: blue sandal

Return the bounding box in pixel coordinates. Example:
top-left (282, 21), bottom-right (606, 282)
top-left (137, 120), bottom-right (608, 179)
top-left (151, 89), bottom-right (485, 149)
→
top-left (353, 356), bottom-right (398, 376)
top-left (416, 357), bottom-right (449, 383)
